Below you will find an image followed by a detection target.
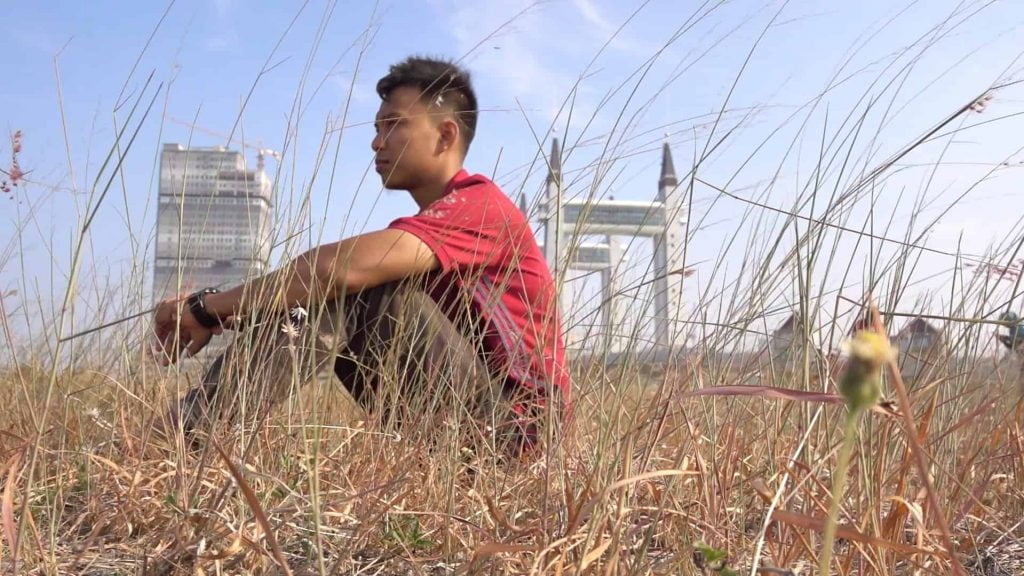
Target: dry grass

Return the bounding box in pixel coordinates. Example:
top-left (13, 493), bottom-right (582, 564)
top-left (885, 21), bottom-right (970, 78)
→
top-left (0, 341), bottom-right (1021, 575)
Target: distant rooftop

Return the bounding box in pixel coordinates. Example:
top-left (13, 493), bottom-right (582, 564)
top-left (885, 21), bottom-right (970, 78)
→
top-left (162, 143), bottom-right (231, 152)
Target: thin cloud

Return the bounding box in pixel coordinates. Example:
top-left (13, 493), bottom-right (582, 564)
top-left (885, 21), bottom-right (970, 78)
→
top-left (205, 30), bottom-right (240, 52)
top-left (331, 73), bottom-right (376, 106)
top-left (570, 0), bottom-right (652, 57)
top-left (213, 0), bottom-right (233, 19)
top-left (442, 0), bottom-right (590, 125)
top-left (205, 0), bottom-right (239, 52)
top-left (572, 0), bottom-right (614, 36)
top-left (10, 26), bottom-right (61, 54)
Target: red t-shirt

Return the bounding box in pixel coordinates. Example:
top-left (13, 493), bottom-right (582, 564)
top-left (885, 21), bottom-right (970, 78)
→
top-left (388, 170), bottom-right (570, 406)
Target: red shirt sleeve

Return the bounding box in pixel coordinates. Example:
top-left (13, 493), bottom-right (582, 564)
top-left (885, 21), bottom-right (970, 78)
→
top-left (387, 181), bottom-right (518, 273)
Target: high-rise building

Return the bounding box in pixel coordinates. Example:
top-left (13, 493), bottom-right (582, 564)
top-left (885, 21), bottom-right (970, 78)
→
top-left (152, 143), bottom-right (274, 303)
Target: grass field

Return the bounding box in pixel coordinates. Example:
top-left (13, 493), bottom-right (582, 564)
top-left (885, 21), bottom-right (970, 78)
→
top-left (0, 311), bottom-right (1022, 574)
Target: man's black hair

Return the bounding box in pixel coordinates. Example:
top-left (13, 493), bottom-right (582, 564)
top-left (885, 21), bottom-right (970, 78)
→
top-left (376, 56), bottom-right (478, 154)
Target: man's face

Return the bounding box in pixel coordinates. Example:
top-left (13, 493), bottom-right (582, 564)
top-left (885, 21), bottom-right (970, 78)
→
top-left (372, 85), bottom-right (445, 190)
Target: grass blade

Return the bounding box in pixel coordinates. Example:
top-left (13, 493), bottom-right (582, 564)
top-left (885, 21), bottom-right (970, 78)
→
top-left (2, 453), bottom-right (21, 574)
top-left (212, 441), bottom-right (293, 576)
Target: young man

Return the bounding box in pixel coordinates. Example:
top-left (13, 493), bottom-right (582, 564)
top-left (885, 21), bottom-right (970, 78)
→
top-left (153, 56), bottom-right (570, 455)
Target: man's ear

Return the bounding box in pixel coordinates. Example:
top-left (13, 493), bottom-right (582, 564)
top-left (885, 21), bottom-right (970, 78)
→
top-left (437, 117), bottom-right (460, 154)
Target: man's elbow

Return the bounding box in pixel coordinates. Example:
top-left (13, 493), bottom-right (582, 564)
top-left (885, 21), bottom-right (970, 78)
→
top-left (295, 250), bottom-right (340, 297)
top-left (304, 249), bottom-right (371, 296)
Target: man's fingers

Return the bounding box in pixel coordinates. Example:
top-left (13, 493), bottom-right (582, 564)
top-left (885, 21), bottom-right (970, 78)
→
top-left (184, 331), bottom-right (211, 359)
top-left (152, 313), bottom-right (217, 364)
top-left (158, 328), bottom-right (189, 366)
top-left (154, 331), bottom-right (176, 365)
top-left (165, 336), bottom-right (186, 366)
top-left (152, 300), bottom-right (183, 365)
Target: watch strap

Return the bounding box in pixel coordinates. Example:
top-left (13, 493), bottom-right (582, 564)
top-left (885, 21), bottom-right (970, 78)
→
top-left (186, 288), bottom-right (221, 329)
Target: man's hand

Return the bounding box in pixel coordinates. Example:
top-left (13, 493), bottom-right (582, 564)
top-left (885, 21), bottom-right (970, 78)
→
top-left (153, 296), bottom-right (225, 365)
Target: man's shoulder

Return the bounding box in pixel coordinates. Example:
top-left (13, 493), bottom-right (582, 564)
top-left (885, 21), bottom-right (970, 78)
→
top-left (416, 171), bottom-right (522, 226)
top-left (455, 171), bottom-right (502, 195)
top-left (454, 172), bottom-right (520, 211)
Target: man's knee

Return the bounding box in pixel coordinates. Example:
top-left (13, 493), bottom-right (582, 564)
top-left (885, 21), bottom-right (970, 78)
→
top-left (335, 281), bottom-right (493, 405)
top-left (346, 281), bottom-right (451, 342)
top-left (362, 280), bottom-right (436, 316)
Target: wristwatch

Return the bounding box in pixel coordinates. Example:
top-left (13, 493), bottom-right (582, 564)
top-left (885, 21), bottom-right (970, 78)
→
top-left (186, 288), bottom-right (221, 329)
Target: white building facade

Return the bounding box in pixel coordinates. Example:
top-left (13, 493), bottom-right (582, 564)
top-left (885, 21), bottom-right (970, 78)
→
top-left (537, 139), bottom-right (688, 355)
top-left (152, 143), bottom-right (274, 303)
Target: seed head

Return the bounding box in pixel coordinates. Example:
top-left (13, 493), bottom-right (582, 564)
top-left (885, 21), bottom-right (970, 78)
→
top-left (839, 331), bottom-right (894, 410)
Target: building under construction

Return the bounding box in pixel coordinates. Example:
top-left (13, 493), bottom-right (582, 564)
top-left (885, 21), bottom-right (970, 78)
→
top-left (152, 143), bottom-right (274, 303)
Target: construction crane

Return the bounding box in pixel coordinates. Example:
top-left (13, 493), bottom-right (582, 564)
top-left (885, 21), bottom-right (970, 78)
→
top-left (169, 117), bottom-right (282, 171)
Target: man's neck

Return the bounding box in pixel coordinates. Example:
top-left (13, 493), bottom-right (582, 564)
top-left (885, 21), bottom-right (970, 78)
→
top-left (408, 165), bottom-right (464, 210)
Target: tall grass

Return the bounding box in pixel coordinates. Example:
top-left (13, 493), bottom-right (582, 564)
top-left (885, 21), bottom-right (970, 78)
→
top-left (1, 1), bottom-right (1023, 575)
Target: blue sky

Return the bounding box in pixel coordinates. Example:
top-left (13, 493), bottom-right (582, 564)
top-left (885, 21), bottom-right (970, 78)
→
top-left (3, 0), bottom-right (1024, 350)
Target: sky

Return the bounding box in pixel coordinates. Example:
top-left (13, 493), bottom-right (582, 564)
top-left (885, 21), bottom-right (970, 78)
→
top-left (3, 0), bottom-right (1024, 355)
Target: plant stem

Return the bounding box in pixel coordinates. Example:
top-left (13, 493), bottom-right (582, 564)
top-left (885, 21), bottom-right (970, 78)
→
top-left (819, 406), bottom-right (863, 576)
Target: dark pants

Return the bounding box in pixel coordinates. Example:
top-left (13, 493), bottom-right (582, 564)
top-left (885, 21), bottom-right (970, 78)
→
top-left (169, 281), bottom-right (542, 456)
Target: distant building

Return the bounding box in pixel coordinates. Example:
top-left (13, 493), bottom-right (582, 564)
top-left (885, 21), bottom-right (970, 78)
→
top-left (767, 313), bottom-right (802, 360)
top-left (895, 318), bottom-right (942, 354)
top-left (894, 318), bottom-right (947, 380)
top-left (152, 143), bottom-right (274, 303)
top-left (536, 138), bottom-right (687, 355)
top-left (762, 312), bottom-right (820, 369)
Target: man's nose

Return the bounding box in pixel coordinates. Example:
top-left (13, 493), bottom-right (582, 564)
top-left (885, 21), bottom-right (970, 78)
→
top-left (371, 132), bottom-right (384, 152)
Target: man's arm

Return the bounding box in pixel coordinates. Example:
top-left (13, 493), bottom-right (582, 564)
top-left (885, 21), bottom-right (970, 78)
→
top-left (203, 228), bottom-right (439, 320)
top-left (152, 227), bottom-right (438, 364)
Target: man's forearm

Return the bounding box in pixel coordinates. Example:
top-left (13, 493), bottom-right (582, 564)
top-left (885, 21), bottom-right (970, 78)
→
top-left (196, 230), bottom-right (433, 322)
top-left (203, 251), bottom-right (332, 321)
